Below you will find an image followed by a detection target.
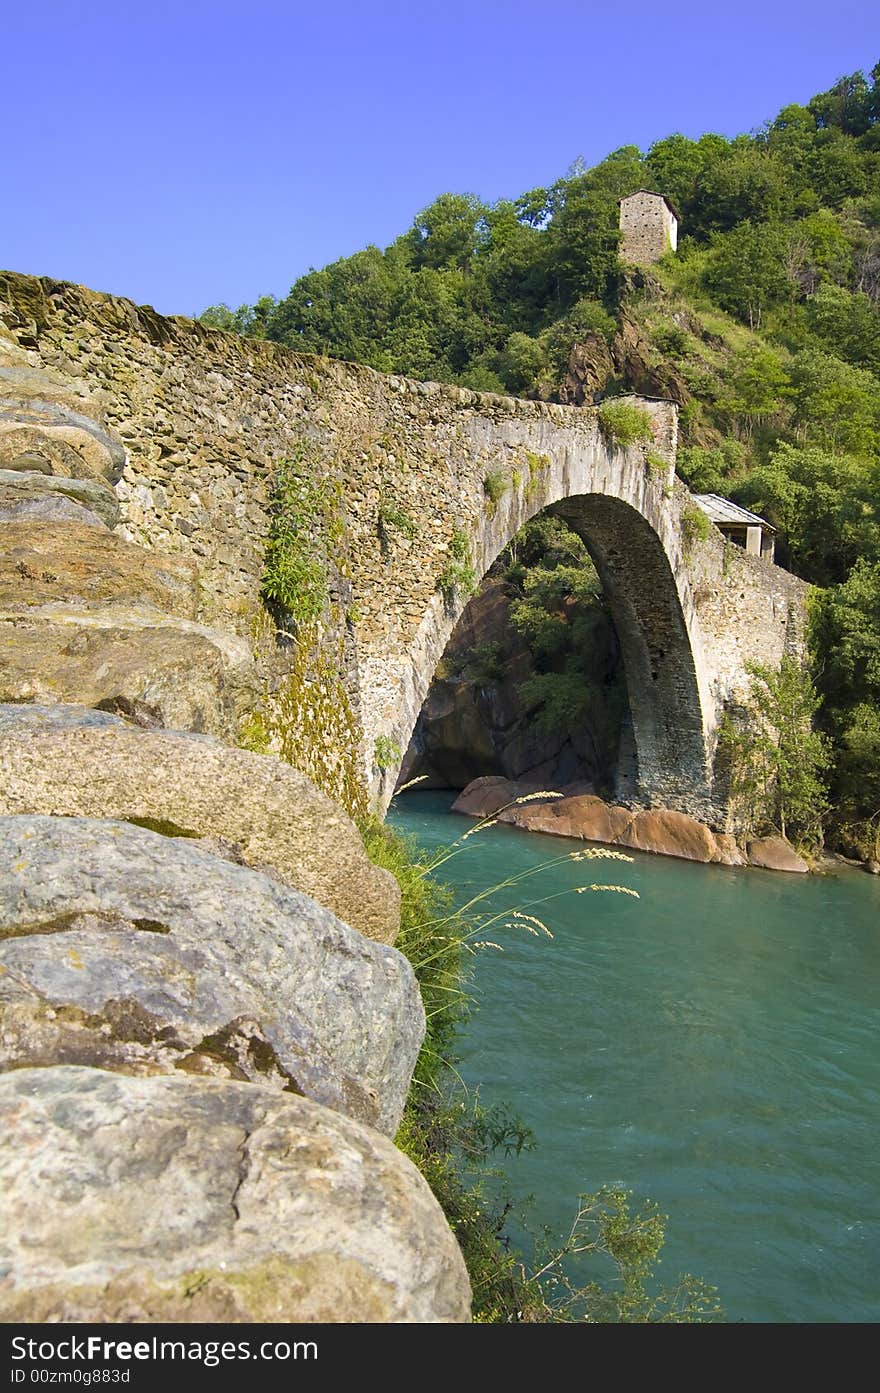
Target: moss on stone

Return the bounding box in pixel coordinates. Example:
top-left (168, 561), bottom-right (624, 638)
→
top-left (251, 620), bottom-right (367, 822)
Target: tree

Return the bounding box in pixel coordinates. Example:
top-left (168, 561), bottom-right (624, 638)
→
top-left (787, 349), bottom-right (880, 453)
top-left (267, 245), bottom-right (400, 367)
top-left (736, 443), bottom-right (877, 585)
top-left (405, 192), bottom-right (488, 271)
top-left (497, 331), bottom-right (547, 395)
top-left (199, 297), bottom-right (277, 337)
top-left (809, 70), bottom-right (878, 137)
top-left (644, 132), bottom-right (730, 225)
top-left (546, 147), bottom-right (643, 307)
top-left (810, 560), bottom-right (880, 721)
top-left (837, 705), bottom-right (880, 835)
top-left (703, 222), bottom-right (791, 328)
top-left (805, 282), bottom-right (880, 374)
top-left (475, 200), bottom-right (552, 335)
top-left (723, 345), bottom-right (790, 439)
top-left (809, 560), bottom-right (880, 832)
top-left (808, 129), bottom-right (872, 207)
top-left (783, 210), bottom-right (853, 296)
top-left (721, 656), bottom-right (829, 847)
top-left (693, 143), bottom-right (794, 232)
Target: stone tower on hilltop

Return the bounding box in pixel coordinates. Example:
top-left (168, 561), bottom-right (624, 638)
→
top-left (619, 191), bottom-right (678, 265)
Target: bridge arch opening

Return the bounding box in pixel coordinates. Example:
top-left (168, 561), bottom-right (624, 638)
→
top-left (393, 492), bottom-right (712, 819)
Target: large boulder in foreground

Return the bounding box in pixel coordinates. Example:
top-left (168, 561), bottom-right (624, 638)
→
top-left (0, 705), bottom-right (400, 942)
top-left (0, 1068), bottom-right (470, 1323)
top-left (747, 836), bottom-right (809, 874)
top-left (0, 469), bottom-right (120, 527)
top-left (0, 519), bottom-right (234, 734)
top-left (0, 359), bottom-right (126, 482)
top-left (0, 816), bottom-right (421, 1135)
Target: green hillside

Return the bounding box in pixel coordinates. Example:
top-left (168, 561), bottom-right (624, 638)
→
top-left (202, 65), bottom-right (880, 854)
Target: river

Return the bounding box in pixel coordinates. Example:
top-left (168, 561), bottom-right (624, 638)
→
top-left (389, 790), bottom-right (880, 1323)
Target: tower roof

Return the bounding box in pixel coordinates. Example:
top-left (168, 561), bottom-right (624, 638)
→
top-left (618, 190), bottom-right (679, 219)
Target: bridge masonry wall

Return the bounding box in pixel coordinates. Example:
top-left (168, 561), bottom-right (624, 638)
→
top-left (0, 273), bottom-right (806, 822)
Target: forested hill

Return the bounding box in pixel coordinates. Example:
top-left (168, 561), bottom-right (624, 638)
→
top-left (202, 65), bottom-right (880, 854)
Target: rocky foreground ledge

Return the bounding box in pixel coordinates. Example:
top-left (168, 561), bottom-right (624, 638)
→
top-left (0, 330), bottom-right (471, 1321)
top-left (452, 776), bottom-right (810, 873)
top-left (0, 1068), bottom-right (470, 1323)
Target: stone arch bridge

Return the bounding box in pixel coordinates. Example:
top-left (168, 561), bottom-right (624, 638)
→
top-left (0, 273), bottom-right (806, 826)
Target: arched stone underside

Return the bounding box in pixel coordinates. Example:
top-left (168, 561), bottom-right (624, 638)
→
top-left (380, 473), bottom-right (716, 824)
top-left (0, 272), bottom-right (808, 830)
top-left (550, 494), bottom-right (709, 815)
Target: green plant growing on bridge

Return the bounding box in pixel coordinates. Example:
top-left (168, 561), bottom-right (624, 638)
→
top-left (378, 497), bottom-right (417, 541)
top-left (483, 470), bottom-right (510, 506)
top-left (524, 450), bottom-right (549, 500)
top-left (680, 500), bottom-right (712, 555)
top-left (261, 447), bottom-right (344, 623)
top-left (248, 618), bottom-right (367, 823)
top-left (374, 734), bottom-right (401, 771)
top-left (438, 529), bottom-right (477, 603)
top-left (597, 400), bottom-right (654, 448)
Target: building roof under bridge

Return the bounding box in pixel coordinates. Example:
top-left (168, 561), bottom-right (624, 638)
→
top-left (693, 494), bottom-right (776, 533)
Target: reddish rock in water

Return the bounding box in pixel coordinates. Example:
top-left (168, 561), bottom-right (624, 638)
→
top-left (617, 808), bottom-right (719, 863)
top-left (504, 793), bottom-right (633, 844)
top-left (450, 776), bottom-right (524, 819)
top-left (747, 837), bottom-right (809, 874)
top-left (714, 833), bottom-right (747, 867)
top-left (452, 779), bottom-right (798, 874)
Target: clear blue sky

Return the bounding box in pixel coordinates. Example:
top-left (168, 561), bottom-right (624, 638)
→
top-left (4, 1), bottom-right (877, 317)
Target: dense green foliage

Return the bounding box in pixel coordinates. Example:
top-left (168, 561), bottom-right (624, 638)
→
top-left (438, 529), bottom-right (478, 603)
top-left (718, 657), bottom-right (830, 849)
top-left (206, 62), bottom-right (880, 845)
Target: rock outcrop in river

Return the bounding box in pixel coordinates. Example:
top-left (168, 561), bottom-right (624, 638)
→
top-left (452, 776), bottom-right (809, 872)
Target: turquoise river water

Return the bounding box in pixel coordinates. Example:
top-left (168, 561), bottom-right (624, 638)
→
top-left (390, 791), bottom-right (880, 1323)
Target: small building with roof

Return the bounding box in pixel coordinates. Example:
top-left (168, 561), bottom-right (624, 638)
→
top-left (693, 494), bottom-right (776, 563)
top-left (619, 191), bottom-right (678, 265)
